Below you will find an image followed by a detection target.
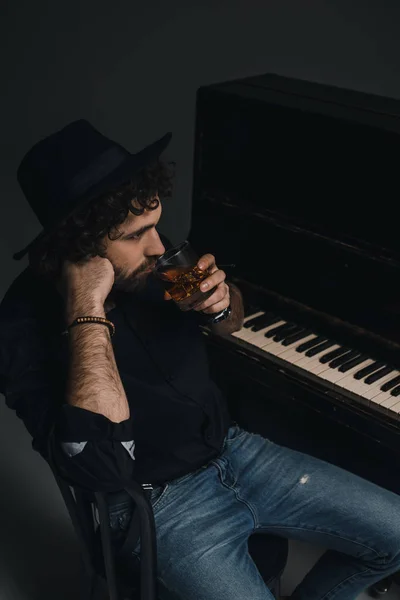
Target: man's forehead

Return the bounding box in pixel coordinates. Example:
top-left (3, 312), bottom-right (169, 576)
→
top-left (124, 209), bottom-right (150, 226)
top-left (123, 204), bottom-right (161, 230)
top-left (124, 211), bottom-right (137, 225)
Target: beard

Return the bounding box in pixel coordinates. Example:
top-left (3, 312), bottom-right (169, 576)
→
top-left (112, 258), bottom-right (156, 294)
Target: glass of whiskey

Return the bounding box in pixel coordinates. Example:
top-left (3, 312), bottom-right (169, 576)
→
top-left (153, 241), bottom-right (215, 311)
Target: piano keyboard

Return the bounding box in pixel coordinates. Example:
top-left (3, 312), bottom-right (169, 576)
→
top-left (231, 311), bottom-right (400, 418)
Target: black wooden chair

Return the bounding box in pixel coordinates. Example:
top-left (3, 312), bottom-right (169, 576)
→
top-left (46, 423), bottom-right (288, 599)
top-left (49, 468), bottom-right (289, 599)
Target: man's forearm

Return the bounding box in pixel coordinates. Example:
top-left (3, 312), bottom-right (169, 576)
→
top-left (209, 282), bottom-right (244, 336)
top-left (65, 304), bottom-right (129, 423)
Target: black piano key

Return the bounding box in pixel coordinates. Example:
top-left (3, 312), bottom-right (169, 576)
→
top-left (305, 340), bottom-right (335, 357)
top-left (252, 315), bottom-right (282, 332)
top-left (245, 312), bottom-right (276, 330)
top-left (282, 329), bottom-right (313, 347)
top-left (329, 351), bottom-right (361, 370)
top-left (273, 324), bottom-right (300, 342)
top-left (364, 366), bottom-right (394, 385)
top-left (338, 355), bottom-right (368, 373)
top-left (280, 325), bottom-right (305, 339)
top-left (296, 336), bottom-right (326, 353)
top-left (381, 375), bottom-right (400, 392)
top-left (390, 385), bottom-right (400, 397)
top-left (244, 314), bottom-right (263, 328)
top-left (319, 347), bottom-right (349, 364)
top-left (354, 361), bottom-right (385, 380)
top-left (265, 322), bottom-right (289, 338)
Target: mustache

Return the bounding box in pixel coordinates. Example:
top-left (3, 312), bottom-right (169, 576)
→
top-left (135, 258), bottom-right (157, 276)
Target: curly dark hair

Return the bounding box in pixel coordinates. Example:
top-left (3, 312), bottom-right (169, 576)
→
top-left (28, 158), bottom-right (175, 282)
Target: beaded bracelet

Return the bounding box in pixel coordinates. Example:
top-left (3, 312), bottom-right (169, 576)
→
top-left (62, 316), bottom-right (115, 337)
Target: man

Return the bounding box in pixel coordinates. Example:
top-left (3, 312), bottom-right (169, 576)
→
top-left (1, 120), bottom-right (400, 600)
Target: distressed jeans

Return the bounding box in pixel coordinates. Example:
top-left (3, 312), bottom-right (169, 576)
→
top-left (108, 424), bottom-right (400, 599)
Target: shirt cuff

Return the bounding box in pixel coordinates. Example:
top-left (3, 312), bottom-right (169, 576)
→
top-left (55, 404), bottom-right (134, 442)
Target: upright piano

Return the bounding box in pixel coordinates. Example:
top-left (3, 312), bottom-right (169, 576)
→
top-left (188, 73), bottom-right (400, 500)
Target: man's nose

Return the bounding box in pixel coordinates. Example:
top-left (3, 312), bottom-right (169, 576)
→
top-left (147, 230), bottom-right (165, 257)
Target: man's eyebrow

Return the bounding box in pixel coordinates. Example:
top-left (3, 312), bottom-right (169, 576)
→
top-left (121, 224), bottom-right (155, 240)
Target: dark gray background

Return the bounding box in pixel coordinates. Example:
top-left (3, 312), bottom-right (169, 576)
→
top-left (1, 1), bottom-right (400, 597)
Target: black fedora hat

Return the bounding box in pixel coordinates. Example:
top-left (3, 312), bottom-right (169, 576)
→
top-left (14, 119), bottom-right (172, 260)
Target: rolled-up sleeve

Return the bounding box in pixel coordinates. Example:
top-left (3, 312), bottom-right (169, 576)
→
top-left (51, 404), bottom-right (136, 491)
top-left (1, 316), bottom-right (135, 492)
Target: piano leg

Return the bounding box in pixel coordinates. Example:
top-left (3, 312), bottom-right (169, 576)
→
top-left (369, 576), bottom-right (393, 597)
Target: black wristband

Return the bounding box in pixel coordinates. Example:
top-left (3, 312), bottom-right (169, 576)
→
top-left (208, 305), bottom-right (232, 325)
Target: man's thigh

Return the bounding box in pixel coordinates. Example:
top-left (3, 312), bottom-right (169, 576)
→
top-left (224, 427), bottom-right (400, 559)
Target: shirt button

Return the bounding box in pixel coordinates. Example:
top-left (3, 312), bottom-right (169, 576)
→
top-left (206, 433), bottom-right (212, 441)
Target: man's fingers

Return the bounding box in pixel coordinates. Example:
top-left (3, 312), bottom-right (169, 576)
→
top-left (199, 269), bottom-right (226, 293)
top-left (194, 282), bottom-right (230, 312)
top-left (201, 297), bottom-right (229, 315)
top-left (197, 254), bottom-right (216, 272)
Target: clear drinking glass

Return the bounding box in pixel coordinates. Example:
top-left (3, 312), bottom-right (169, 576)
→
top-left (153, 241), bottom-right (215, 311)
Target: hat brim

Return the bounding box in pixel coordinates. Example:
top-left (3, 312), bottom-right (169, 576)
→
top-left (13, 131), bottom-right (172, 260)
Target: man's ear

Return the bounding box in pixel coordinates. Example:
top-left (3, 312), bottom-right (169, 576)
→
top-left (164, 290), bottom-right (172, 301)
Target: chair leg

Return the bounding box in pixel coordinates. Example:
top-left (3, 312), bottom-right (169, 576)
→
top-left (95, 492), bottom-right (121, 600)
top-left (270, 575), bottom-right (281, 599)
top-left (80, 569), bottom-right (98, 600)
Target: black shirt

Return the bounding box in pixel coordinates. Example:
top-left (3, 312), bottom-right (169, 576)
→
top-left (0, 261), bottom-right (232, 492)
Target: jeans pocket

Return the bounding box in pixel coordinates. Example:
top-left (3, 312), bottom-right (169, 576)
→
top-left (108, 501), bottom-right (134, 533)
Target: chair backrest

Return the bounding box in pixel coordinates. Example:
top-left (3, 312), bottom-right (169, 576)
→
top-left (46, 428), bottom-right (158, 600)
top-left (51, 472), bottom-right (100, 598)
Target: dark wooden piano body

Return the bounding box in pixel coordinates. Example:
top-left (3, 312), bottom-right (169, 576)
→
top-left (188, 73), bottom-right (400, 501)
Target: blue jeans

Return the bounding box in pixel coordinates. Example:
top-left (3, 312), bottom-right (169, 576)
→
top-left (108, 424), bottom-right (400, 599)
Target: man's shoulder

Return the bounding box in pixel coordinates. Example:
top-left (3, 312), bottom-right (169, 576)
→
top-left (0, 267), bottom-right (59, 320)
top-left (0, 267), bottom-right (62, 347)
top-left (1, 267), bottom-right (36, 316)
top-left (0, 268), bottom-right (64, 394)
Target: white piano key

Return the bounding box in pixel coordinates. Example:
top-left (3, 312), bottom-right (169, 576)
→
top-left (244, 311), bottom-right (265, 324)
top-left (319, 366), bottom-right (353, 383)
top-left (246, 321), bottom-right (287, 347)
top-left (273, 335), bottom-right (318, 361)
top-left (281, 333), bottom-right (318, 349)
top-left (290, 351), bottom-right (339, 376)
top-left (264, 337), bottom-right (306, 356)
top-left (319, 360), bottom-right (372, 384)
top-left (375, 392), bottom-right (400, 409)
top-left (338, 378), bottom-right (371, 397)
top-left (232, 312), bottom-right (265, 340)
top-left (375, 371), bottom-right (400, 393)
top-left (370, 391), bottom-right (395, 407)
top-left (308, 360), bottom-right (337, 376)
top-left (294, 344), bottom-right (340, 369)
top-left (361, 371), bottom-right (398, 399)
top-left (391, 401), bottom-right (400, 413)
top-left (333, 360), bottom-right (375, 393)
top-left (243, 310), bottom-right (266, 325)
